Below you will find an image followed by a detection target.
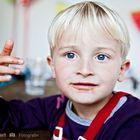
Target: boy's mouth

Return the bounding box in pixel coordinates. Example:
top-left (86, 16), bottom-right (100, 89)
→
top-left (71, 82), bottom-right (98, 90)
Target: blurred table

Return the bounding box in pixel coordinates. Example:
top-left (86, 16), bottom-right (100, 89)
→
top-left (0, 78), bottom-right (60, 139)
top-left (0, 78), bottom-right (60, 101)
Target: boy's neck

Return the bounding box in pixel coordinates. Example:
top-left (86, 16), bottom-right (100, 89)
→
top-left (72, 94), bottom-right (113, 121)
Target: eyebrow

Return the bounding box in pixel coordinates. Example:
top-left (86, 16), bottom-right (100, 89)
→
top-left (94, 47), bottom-right (117, 53)
top-left (58, 45), bottom-right (117, 53)
top-left (58, 46), bottom-right (75, 51)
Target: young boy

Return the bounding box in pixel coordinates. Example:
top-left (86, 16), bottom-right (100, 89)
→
top-left (0, 1), bottom-right (140, 140)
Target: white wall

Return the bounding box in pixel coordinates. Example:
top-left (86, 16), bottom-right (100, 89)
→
top-left (0, 1), bottom-right (13, 51)
top-left (0, 0), bottom-right (140, 63)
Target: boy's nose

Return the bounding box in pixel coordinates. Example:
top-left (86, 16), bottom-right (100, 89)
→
top-left (76, 60), bottom-right (94, 77)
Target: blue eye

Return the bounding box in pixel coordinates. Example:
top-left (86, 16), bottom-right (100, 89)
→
top-left (66, 52), bottom-right (76, 59)
top-left (96, 54), bottom-right (108, 61)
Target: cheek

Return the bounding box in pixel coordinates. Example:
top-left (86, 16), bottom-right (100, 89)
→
top-left (54, 62), bottom-right (74, 91)
top-left (54, 60), bottom-right (74, 79)
top-left (98, 64), bottom-right (120, 82)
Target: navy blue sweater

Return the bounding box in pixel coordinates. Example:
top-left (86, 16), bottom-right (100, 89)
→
top-left (0, 92), bottom-right (140, 140)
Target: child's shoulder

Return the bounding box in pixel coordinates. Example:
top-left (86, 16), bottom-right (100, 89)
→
top-left (117, 92), bottom-right (140, 114)
top-left (115, 91), bottom-right (140, 108)
top-left (112, 92), bottom-right (140, 126)
top-left (27, 94), bottom-right (68, 115)
top-left (126, 93), bottom-right (140, 107)
top-left (96, 92), bottom-right (140, 140)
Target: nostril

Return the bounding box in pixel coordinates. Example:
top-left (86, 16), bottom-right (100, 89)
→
top-left (76, 71), bottom-right (93, 77)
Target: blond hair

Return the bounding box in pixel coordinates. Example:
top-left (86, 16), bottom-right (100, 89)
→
top-left (48, 1), bottom-right (130, 59)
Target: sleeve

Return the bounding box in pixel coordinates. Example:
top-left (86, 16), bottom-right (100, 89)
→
top-left (0, 95), bottom-right (67, 132)
top-left (115, 116), bottom-right (140, 140)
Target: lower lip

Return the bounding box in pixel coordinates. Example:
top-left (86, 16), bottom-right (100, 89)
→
top-left (71, 84), bottom-right (96, 90)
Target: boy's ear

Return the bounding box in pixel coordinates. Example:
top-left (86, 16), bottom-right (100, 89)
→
top-left (117, 59), bottom-right (130, 82)
top-left (47, 56), bottom-right (56, 78)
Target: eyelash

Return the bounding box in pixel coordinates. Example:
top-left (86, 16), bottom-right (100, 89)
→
top-left (95, 54), bottom-right (110, 62)
top-left (62, 52), bottom-right (110, 62)
top-left (63, 51), bottom-right (77, 60)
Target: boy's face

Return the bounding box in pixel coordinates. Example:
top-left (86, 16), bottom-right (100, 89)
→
top-left (47, 26), bottom-right (130, 105)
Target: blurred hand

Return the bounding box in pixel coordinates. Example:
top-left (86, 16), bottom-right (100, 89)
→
top-left (0, 40), bottom-right (24, 82)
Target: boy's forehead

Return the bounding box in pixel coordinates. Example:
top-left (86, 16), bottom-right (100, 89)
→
top-left (57, 29), bottom-right (120, 54)
top-left (54, 15), bottom-right (122, 49)
top-left (60, 26), bottom-right (117, 47)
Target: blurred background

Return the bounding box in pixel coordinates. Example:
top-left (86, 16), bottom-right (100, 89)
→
top-left (0, 0), bottom-right (140, 98)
